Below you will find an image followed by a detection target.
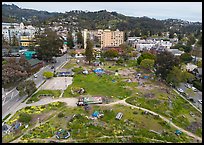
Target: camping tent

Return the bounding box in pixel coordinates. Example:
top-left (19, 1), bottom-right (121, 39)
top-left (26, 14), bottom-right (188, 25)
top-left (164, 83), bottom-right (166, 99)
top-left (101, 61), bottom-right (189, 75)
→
top-left (92, 111), bottom-right (99, 117)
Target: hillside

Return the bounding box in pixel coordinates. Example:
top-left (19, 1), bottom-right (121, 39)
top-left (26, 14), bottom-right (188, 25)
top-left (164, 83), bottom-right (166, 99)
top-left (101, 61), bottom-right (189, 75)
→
top-left (2, 4), bottom-right (202, 35)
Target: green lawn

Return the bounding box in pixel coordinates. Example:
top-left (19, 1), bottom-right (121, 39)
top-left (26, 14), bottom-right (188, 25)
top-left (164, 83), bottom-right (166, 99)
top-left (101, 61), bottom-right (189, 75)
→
top-left (126, 89), bottom-right (202, 137)
top-left (26, 90), bottom-right (61, 104)
top-left (63, 73), bottom-right (132, 98)
top-left (62, 59), bottom-right (77, 70)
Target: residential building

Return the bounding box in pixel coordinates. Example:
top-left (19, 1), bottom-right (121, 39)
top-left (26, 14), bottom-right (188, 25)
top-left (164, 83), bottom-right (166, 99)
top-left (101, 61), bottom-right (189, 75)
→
top-left (2, 22), bottom-right (37, 44)
top-left (20, 35), bottom-right (35, 47)
top-left (101, 29), bottom-right (124, 48)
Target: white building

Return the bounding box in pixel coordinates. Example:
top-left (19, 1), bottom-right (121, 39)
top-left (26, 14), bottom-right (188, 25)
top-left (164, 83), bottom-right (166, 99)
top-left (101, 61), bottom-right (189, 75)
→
top-left (2, 22), bottom-right (37, 44)
top-left (82, 29), bottom-right (88, 49)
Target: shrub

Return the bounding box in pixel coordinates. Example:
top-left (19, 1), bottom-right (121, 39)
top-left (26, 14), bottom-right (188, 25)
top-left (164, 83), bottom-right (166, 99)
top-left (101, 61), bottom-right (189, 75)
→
top-left (58, 112), bottom-right (65, 118)
top-left (18, 113), bottom-right (32, 123)
top-left (193, 80), bottom-right (202, 91)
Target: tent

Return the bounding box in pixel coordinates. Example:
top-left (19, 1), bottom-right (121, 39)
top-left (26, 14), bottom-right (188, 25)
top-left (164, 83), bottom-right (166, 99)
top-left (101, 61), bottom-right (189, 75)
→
top-left (92, 111), bottom-right (99, 117)
top-left (93, 68), bottom-right (104, 74)
top-left (143, 76), bottom-right (148, 79)
top-left (175, 130), bottom-right (182, 135)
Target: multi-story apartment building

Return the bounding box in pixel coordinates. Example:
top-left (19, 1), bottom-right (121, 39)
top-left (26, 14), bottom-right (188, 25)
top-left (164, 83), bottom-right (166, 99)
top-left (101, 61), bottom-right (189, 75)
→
top-left (2, 22), bottom-right (37, 45)
top-left (100, 29), bottom-right (124, 48)
top-left (82, 29), bottom-right (124, 49)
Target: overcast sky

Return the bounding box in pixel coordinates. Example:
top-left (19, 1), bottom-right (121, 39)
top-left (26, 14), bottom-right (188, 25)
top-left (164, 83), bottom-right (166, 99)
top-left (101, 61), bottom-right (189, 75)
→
top-left (2, 2), bottom-right (202, 22)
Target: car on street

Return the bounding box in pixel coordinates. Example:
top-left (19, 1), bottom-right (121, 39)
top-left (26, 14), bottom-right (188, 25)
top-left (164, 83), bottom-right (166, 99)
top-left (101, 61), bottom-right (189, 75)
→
top-left (51, 66), bottom-right (55, 69)
top-left (198, 100), bottom-right (202, 104)
top-left (177, 88), bottom-right (184, 93)
top-left (191, 86), bottom-right (198, 92)
top-left (34, 74), bottom-right (38, 78)
top-left (185, 83), bottom-right (191, 88)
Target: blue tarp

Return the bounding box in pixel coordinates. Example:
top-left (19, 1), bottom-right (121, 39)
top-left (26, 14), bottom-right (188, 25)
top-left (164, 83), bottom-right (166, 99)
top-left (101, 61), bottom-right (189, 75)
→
top-left (144, 76), bottom-right (149, 79)
top-left (93, 68), bottom-right (104, 74)
top-left (92, 111), bottom-right (99, 117)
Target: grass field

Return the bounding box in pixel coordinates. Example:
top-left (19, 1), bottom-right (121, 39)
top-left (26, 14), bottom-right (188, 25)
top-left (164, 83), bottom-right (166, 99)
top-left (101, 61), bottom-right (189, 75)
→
top-left (126, 89), bottom-right (202, 137)
top-left (63, 73), bottom-right (132, 98)
top-left (26, 90), bottom-right (61, 104)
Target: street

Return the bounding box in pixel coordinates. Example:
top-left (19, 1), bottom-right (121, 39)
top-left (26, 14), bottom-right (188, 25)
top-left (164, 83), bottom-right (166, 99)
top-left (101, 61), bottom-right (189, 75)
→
top-left (2, 53), bottom-right (68, 119)
top-left (178, 83), bottom-right (202, 111)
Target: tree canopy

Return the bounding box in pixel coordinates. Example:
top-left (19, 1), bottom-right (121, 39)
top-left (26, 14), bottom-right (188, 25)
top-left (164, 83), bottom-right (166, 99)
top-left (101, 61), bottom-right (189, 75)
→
top-left (155, 51), bottom-right (180, 80)
top-left (43, 71), bottom-right (54, 79)
top-left (166, 66), bottom-right (195, 87)
top-left (35, 28), bottom-right (63, 62)
top-left (137, 52), bottom-right (156, 65)
top-left (85, 39), bottom-right (94, 64)
top-left (140, 59), bottom-right (155, 71)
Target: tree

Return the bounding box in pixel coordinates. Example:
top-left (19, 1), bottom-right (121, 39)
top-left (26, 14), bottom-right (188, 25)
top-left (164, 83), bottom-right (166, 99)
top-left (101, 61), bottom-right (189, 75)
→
top-left (167, 66), bottom-right (195, 87)
top-left (119, 43), bottom-right (134, 61)
top-left (11, 35), bottom-right (19, 46)
top-left (35, 28), bottom-right (63, 62)
top-left (137, 52), bottom-right (156, 65)
top-left (171, 44), bottom-right (192, 53)
top-left (180, 53), bottom-right (193, 63)
top-left (158, 32), bottom-right (162, 37)
top-left (17, 80), bottom-right (37, 97)
top-left (2, 58), bottom-right (28, 86)
top-left (76, 31), bottom-right (84, 49)
top-left (187, 34), bottom-right (196, 46)
top-left (197, 60), bottom-right (202, 67)
top-left (67, 31), bottom-right (74, 49)
top-left (103, 48), bottom-right (119, 58)
top-left (43, 71), bottom-right (54, 79)
top-left (19, 55), bottom-right (31, 73)
top-left (18, 113), bottom-right (32, 123)
top-left (140, 59), bottom-right (155, 70)
top-left (196, 34), bottom-right (202, 47)
top-left (85, 39), bottom-right (94, 65)
top-left (124, 31), bottom-right (128, 41)
top-left (169, 31), bottom-right (174, 39)
top-left (25, 80), bottom-right (37, 96)
top-left (155, 51), bottom-right (180, 80)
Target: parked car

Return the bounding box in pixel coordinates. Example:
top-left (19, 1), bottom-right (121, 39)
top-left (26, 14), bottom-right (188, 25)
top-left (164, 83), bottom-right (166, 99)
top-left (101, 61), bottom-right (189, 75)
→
top-left (191, 87), bottom-right (198, 92)
top-left (185, 83), bottom-right (191, 88)
top-left (198, 100), bottom-right (202, 104)
top-left (51, 66), bottom-right (55, 69)
top-left (177, 88), bottom-right (184, 93)
top-left (34, 74), bottom-right (38, 78)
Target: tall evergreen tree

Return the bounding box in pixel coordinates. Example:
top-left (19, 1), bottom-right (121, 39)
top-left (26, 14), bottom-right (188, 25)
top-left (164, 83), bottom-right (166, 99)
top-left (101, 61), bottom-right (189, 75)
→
top-left (67, 31), bottom-right (74, 49)
top-left (76, 31), bottom-right (84, 49)
top-left (85, 39), bottom-right (94, 65)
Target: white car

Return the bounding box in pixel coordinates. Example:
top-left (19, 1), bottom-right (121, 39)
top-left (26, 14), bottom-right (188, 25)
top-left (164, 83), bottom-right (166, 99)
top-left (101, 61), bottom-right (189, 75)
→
top-left (185, 83), bottom-right (191, 88)
top-left (177, 88), bottom-right (184, 93)
top-left (191, 87), bottom-right (197, 92)
top-left (198, 100), bottom-right (202, 104)
top-left (34, 74), bottom-right (38, 78)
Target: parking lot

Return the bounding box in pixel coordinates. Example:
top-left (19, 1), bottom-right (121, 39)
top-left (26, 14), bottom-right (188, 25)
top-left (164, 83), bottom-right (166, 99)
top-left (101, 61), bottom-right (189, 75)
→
top-left (178, 83), bottom-right (202, 111)
top-left (40, 77), bottom-right (73, 90)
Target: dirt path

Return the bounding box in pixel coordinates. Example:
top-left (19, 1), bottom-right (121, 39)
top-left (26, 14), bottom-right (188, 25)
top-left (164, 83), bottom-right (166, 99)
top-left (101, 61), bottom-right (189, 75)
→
top-left (16, 134), bottom-right (172, 143)
top-left (102, 99), bottom-right (202, 142)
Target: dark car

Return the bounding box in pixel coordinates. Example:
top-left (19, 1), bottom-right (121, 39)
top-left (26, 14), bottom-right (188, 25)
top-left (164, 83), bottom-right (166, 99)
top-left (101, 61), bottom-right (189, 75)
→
top-left (51, 66), bottom-right (55, 69)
